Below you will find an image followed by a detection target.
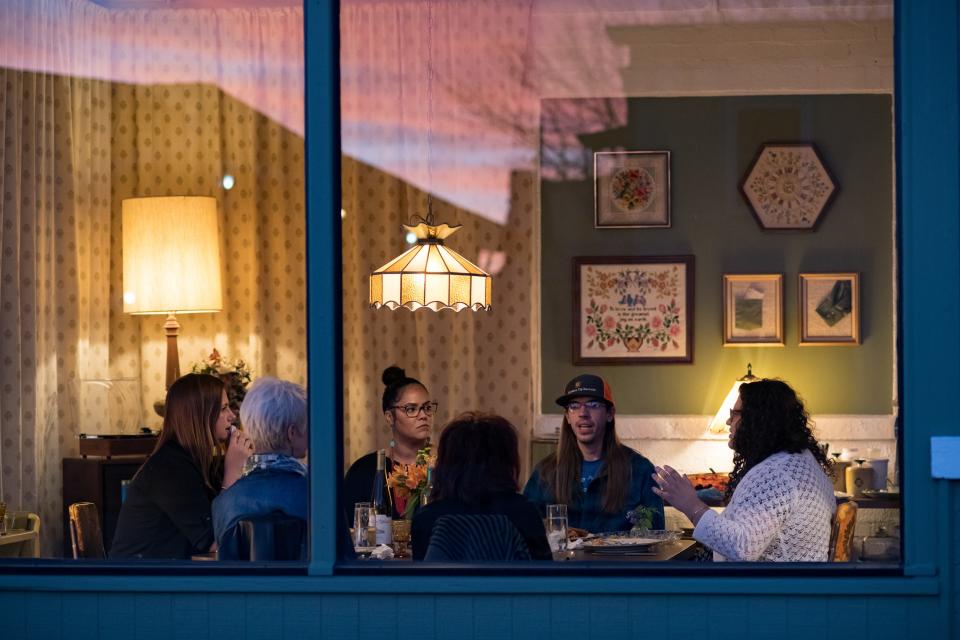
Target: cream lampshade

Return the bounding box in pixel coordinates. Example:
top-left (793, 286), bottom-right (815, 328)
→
top-left (122, 196), bottom-right (223, 389)
top-left (370, 219), bottom-right (491, 312)
top-left (708, 363), bottom-right (758, 434)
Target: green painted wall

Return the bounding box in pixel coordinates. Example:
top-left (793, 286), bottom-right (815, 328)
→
top-left (541, 94), bottom-right (894, 416)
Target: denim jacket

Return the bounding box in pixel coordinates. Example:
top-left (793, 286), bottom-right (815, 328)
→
top-left (522, 444), bottom-right (664, 534)
top-left (212, 455), bottom-right (308, 545)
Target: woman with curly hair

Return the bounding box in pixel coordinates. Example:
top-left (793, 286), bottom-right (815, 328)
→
top-left (652, 379), bottom-right (834, 561)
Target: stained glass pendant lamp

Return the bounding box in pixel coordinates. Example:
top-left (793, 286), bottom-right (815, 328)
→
top-left (369, 211), bottom-right (491, 312)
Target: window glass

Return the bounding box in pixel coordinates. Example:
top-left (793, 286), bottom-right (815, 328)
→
top-left (340, 1), bottom-right (898, 567)
top-left (0, 0), bottom-right (306, 562)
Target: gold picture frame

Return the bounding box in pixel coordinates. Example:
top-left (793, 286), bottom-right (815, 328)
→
top-left (723, 274), bottom-right (784, 346)
top-left (799, 272), bottom-right (861, 346)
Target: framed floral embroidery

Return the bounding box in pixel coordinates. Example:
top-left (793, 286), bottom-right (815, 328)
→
top-left (573, 256), bottom-right (694, 364)
top-left (594, 151), bottom-right (671, 228)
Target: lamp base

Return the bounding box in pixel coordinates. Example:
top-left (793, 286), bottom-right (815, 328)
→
top-left (164, 313), bottom-right (181, 389)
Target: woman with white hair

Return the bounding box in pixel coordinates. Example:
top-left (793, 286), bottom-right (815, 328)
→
top-left (212, 376), bottom-right (309, 554)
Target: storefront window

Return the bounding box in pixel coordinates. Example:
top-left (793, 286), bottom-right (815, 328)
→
top-left (339, 1), bottom-right (899, 568)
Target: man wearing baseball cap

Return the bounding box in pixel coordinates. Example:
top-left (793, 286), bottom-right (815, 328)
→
top-left (523, 374), bottom-right (664, 533)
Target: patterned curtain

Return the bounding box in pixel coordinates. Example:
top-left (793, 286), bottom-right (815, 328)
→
top-left (0, 0), bottom-right (112, 557)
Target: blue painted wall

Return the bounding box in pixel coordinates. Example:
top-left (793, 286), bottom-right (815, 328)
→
top-left (0, 2), bottom-right (958, 639)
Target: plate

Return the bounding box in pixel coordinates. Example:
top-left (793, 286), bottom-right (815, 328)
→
top-left (581, 531), bottom-right (678, 553)
top-left (353, 546), bottom-right (377, 555)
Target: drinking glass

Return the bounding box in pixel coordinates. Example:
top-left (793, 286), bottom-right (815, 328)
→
top-left (353, 502), bottom-right (373, 548)
top-left (545, 504), bottom-right (568, 552)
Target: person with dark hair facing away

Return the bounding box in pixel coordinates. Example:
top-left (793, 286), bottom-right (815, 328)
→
top-left (343, 366), bottom-right (436, 519)
top-left (411, 412), bottom-right (551, 561)
top-left (212, 377), bottom-right (308, 559)
top-left (110, 374), bottom-right (254, 559)
top-left (653, 379), bottom-right (835, 561)
top-left (523, 374), bottom-right (664, 534)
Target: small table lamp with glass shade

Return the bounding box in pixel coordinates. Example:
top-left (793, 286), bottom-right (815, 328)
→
top-left (708, 363), bottom-right (758, 434)
top-left (121, 196), bottom-right (223, 399)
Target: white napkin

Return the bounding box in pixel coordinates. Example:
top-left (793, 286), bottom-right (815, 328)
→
top-left (369, 544), bottom-right (394, 560)
top-left (567, 537), bottom-right (584, 550)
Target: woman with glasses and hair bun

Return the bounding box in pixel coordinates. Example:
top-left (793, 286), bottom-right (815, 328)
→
top-left (343, 365), bottom-right (437, 519)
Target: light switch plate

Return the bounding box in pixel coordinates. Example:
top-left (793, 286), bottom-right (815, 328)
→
top-left (931, 436), bottom-right (960, 479)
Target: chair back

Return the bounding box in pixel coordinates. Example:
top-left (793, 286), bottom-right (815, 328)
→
top-left (21, 512), bottom-right (40, 558)
top-left (423, 514), bottom-right (532, 562)
top-left (218, 513), bottom-right (306, 561)
top-left (829, 500), bottom-right (858, 562)
top-left (68, 502), bottom-right (106, 559)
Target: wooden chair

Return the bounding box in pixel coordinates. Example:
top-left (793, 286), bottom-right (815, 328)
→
top-left (68, 502), bottom-right (106, 559)
top-left (829, 500), bottom-right (858, 562)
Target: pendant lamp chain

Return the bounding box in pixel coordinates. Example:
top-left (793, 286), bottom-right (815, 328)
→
top-left (367, 0), bottom-right (492, 312)
top-left (425, 0), bottom-right (435, 225)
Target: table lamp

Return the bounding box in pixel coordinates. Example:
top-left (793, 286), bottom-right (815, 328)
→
top-left (708, 363), bottom-right (758, 434)
top-left (122, 196), bottom-right (223, 389)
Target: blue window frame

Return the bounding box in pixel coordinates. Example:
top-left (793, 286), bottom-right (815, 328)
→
top-left (0, 7), bottom-right (956, 620)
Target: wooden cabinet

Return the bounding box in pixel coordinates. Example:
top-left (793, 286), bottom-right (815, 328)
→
top-left (62, 456), bottom-right (145, 557)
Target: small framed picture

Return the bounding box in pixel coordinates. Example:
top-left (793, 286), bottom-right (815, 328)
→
top-left (723, 274), bottom-right (784, 346)
top-left (573, 255), bottom-right (694, 364)
top-left (799, 272), bottom-right (861, 346)
top-left (594, 151), bottom-right (671, 228)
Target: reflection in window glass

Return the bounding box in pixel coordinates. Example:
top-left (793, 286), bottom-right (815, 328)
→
top-left (0, 0), bottom-right (305, 560)
top-left (340, 1), bottom-right (898, 566)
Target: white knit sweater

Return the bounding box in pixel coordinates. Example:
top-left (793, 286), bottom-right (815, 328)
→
top-left (693, 449), bottom-right (835, 562)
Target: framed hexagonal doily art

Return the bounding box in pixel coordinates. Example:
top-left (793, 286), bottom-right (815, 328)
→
top-left (739, 142), bottom-right (838, 230)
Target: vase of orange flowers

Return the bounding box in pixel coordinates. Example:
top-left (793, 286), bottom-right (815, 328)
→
top-left (386, 444), bottom-right (434, 520)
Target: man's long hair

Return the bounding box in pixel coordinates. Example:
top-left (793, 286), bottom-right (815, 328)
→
top-left (727, 378), bottom-right (831, 500)
top-left (538, 411), bottom-right (630, 514)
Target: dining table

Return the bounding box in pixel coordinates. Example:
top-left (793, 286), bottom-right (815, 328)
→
top-left (353, 537), bottom-right (700, 563)
top-left (553, 538), bottom-right (699, 562)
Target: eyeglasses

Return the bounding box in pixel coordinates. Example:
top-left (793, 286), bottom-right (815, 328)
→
top-left (565, 400), bottom-right (606, 412)
top-left (392, 401), bottom-right (438, 417)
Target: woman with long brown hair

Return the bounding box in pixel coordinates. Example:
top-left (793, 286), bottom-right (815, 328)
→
top-left (652, 379), bottom-right (834, 562)
top-left (110, 373), bottom-right (253, 559)
top-left (523, 374), bottom-right (664, 533)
